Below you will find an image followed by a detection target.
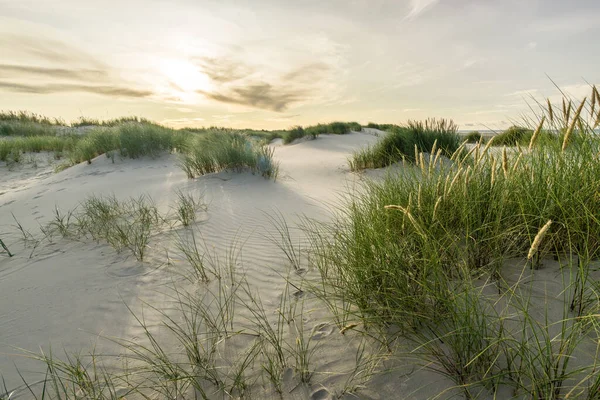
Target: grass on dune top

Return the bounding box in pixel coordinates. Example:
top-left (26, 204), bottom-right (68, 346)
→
top-left (349, 118), bottom-right (461, 170)
top-left (1, 114), bottom-right (364, 180)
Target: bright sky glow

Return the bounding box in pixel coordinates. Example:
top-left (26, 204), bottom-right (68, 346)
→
top-left (0, 0), bottom-right (599, 129)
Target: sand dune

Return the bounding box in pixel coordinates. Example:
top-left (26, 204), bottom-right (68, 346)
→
top-left (1, 131), bottom-right (455, 399)
top-left (3, 129), bottom-right (592, 399)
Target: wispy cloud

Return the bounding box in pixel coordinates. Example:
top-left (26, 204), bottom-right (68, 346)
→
top-left (0, 34), bottom-right (153, 99)
top-left (0, 81), bottom-right (152, 98)
top-left (0, 64), bottom-right (107, 80)
top-left (0, 34), bottom-right (104, 67)
top-left (405, 0), bottom-right (440, 20)
top-left (199, 83), bottom-right (306, 112)
top-left (195, 58), bottom-right (334, 112)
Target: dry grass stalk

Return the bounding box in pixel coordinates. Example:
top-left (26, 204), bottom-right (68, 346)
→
top-left (592, 86), bottom-right (597, 118)
top-left (502, 147), bottom-right (508, 177)
top-left (414, 144), bottom-right (419, 166)
top-left (512, 153), bottom-right (523, 173)
top-left (527, 220), bottom-right (552, 260)
top-left (562, 97), bottom-right (586, 152)
top-left (451, 140), bottom-right (468, 162)
top-left (481, 136), bottom-right (495, 157)
top-left (384, 205), bottom-right (425, 237)
top-left (463, 166), bottom-right (471, 195)
top-left (433, 196), bottom-right (442, 220)
top-left (340, 323), bottom-right (359, 335)
top-left (443, 174), bottom-right (451, 196)
top-left (430, 148), bottom-right (442, 176)
top-left (577, 118), bottom-right (585, 136)
top-left (528, 116), bottom-right (546, 151)
top-left (447, 168), bottom-right (462, 195)
top-left (547, 99), bottom-right (554, 123)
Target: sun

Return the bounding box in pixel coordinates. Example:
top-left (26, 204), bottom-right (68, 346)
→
top-left (160, 59), bottom-right (212, 95)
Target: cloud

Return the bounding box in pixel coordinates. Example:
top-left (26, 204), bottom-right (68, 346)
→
top-left (199, 83), bottom-right (306, 112)
top-left (0, 34), bottom-right (104, 67)
top-left (282, 63), bottom-right (331, 82)
top-left (196, 59), bottom-right (333, 111)
top-left (196, 57), bottom-right (253, 83)
top-left (0, 81), bottom-right (152, 97)
top-left (0, 34), bottom-right (154, 99)
top-left (0, 64), bottom-right (107, 80)
top-left (405, 0), bottom-right (440, 20)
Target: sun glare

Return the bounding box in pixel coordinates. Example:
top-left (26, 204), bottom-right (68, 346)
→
top-left (160, 59), bottom-right (211, 97)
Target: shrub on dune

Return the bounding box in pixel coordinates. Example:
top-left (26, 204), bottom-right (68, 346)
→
top-left (179, 131), bottom-right (279, 180)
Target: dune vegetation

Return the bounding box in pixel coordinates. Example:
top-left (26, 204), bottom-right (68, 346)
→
top-left (464, 130), bottom-right (483, 143)
top-left (349, 118), bottom-right (461, 170)
top-left (308, 86), bottom-right (600, 398)
top-left (0, 114), bottom-right (363, 177)
top-left (3, 86), bottom-right (600, 399)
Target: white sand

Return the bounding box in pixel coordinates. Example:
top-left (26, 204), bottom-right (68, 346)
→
top-left (1, 132), bottom-right (591, 399)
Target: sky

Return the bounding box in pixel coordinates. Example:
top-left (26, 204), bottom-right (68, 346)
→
top-left (0, 0), bottom-right (599, 130)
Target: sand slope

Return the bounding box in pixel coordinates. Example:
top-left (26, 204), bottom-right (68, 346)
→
top-left (0, 131), bottom-right (463, 399)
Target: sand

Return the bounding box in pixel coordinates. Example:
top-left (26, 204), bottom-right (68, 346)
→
top-left (1, 131), bottom-right (591, 399)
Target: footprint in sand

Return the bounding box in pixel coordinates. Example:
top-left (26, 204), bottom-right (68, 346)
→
top-left (311, 323), bottom-right (334, 340)
top-left (310, 387), bottom-right (333, 400)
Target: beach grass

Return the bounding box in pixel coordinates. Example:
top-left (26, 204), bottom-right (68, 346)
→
top-left (349, 118), bottom-right (461, 170)
top-left (306, 86), bottom-right (600, 397)
top-left (464, 131), bottom-right (483, 143)
top-left (178, 131), bottom-right (279, 180)
top-left (5, 87), bottom-right (600, 399)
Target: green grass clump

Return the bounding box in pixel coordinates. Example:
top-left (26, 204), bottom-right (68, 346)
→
top-left (280, 122), bottom-right (361, 144)
top-left (67, 123), bottom-right (188, 165)
top-left (40, 195), bottom-right (165, 261)
top-left (71, 116), bottom-right (151, 127)
top-left (283, 126), bottom-right (310, 144)
top-left (349, 118), bottom-right (461, 170)
top-left (179, 131), bottom-right (279, 180)
top-left (365, 122), bottom-right (401, 131)
top-left (304, 121), bottom-right (361, 138)
top-left (0, 136), bottom-right (79, 162)
top-left (118, 123), bottom-right (178, 159)
top-left (0, 110), bottom-right (63, 126)
top-left (0, 111), bottom-right (63, 137)
top-left (492, 125), bottom-right (533, 146)
top-left (0, 121), bottom-right (60, 136)
top-left (174, 189), bottom-right (206, 227)
top-left (464, 131), bottom-right (483, 143)
top-left (306, 86), bottom-right (600, 398)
